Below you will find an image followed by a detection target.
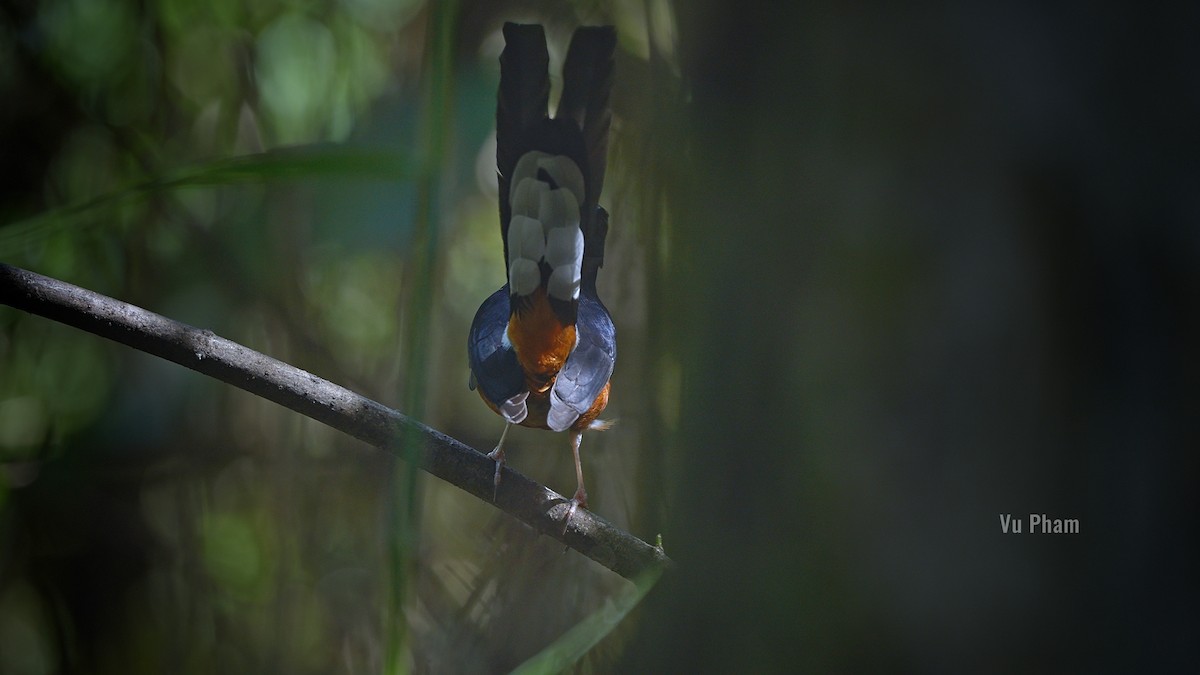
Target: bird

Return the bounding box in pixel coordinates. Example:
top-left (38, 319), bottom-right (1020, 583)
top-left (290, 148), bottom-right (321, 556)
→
top-left (467, 22), bottom-right (617, 532)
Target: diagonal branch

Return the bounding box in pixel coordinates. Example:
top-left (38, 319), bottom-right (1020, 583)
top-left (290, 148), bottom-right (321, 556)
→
top-left (0, 263), bottom-right (672, 581)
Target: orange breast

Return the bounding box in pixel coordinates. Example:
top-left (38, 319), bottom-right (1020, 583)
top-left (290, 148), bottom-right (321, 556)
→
top-left (507, 286), bottom-right (576, 394)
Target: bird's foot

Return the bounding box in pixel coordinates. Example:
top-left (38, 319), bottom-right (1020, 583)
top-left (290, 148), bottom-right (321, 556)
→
top-left (486, 445), bottom-right (506, 502)
top-left (561, 486), bottom-right (589, 536)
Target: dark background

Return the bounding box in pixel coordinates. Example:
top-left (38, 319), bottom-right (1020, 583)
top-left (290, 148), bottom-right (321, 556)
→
top-left (1, 0), bottom-right (1196, 672)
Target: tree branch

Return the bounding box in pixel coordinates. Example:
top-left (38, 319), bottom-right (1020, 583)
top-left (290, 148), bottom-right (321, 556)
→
top-left (0, 263), bottom-right (671, 581)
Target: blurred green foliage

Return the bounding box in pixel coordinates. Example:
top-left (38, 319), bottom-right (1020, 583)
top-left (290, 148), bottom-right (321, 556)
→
top-left (1, 0), bottom-right (672, 672)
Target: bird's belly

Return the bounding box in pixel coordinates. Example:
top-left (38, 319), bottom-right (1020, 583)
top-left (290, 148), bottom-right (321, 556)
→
top-left (507, 287), bottom-right (576, 393)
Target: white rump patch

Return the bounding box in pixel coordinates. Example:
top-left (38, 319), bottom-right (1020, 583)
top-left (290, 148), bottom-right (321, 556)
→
top-left (509, 258), bottom-right (540, 296)
top-left (536, 155), bottom-right (585, 205)
top-left (548, 264), bottom-right (581, 301)
top-left (511, 177), bottom-right (547, 217)
top-left (512, 151), bottom-right (585, 204)
top-left (508, 215), bottom-right (545, 261)
top-left (538, 188), bottom-right (580, 231)
top-left (545, 225), bottom-right (584, 269)
top-left (505, 151), bottom-right (587, 300)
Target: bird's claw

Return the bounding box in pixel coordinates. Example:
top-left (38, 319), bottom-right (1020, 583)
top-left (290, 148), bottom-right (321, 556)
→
top-left (561, 487), bottom-right (589, 537)
top-left (486, 446), bottom-right (505, 502)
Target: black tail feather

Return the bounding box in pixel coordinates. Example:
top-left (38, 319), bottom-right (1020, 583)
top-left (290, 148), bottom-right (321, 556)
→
top-left (557, 26), bottom-right (617, 208)
top-left (582, 206), bottom-right (609, 292)
top-left (497, 23), bottom-right (550, 262)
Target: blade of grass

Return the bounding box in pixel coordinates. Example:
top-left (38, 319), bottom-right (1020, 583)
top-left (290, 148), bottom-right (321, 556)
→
top-left (510, 566), bottom-right (665, 675)
top-left (385, 3), bottom-right (459, 673)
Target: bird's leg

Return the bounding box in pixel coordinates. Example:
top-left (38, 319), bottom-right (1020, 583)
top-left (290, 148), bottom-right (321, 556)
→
top-left (563, 429), bottom-right (589, 534)
top-left (486, 422), bottom-right (511, 501)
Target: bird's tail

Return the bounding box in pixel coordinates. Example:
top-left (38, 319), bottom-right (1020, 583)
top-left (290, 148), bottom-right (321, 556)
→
top-left (499, 25), bottom-right (616, 327)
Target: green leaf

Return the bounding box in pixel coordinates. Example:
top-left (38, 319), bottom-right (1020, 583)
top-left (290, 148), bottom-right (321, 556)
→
top-left (510, 567), bottom-right (664, 675)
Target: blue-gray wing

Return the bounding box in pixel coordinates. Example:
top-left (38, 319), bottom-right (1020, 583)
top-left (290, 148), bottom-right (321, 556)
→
top-left (468, 286), bottom-right (528, 423)
top-left (547, 292), bottom-right (616, 432)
